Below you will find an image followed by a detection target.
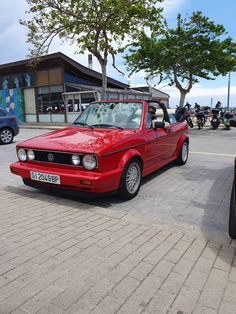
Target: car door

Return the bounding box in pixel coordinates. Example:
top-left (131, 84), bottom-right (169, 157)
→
top-left (144, 107), bottom-right (173, 168)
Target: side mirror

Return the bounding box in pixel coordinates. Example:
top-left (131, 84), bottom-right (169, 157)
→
top-left (152, 120), bottom-right (170, 129)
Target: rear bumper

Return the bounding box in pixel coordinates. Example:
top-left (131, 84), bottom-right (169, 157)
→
top-left (14, 126), bottom-right (20, 136)
top-left (10, 161), bottom-right (123, 195)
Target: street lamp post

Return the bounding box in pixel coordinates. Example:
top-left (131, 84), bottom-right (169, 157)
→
top-left (227, 72), bottom-right (231, 111)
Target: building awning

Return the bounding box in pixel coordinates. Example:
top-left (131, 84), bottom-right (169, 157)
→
top-left (65, 83), bottom-right (151, 97)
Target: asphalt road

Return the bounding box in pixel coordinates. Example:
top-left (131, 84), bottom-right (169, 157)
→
top-left (1, 125), bottom-right (236, 239)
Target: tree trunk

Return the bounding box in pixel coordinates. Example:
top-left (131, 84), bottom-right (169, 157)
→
top-left (100, 61), bottom-right (107, 100)
top-left (179, 90), bottom-right (187, 107)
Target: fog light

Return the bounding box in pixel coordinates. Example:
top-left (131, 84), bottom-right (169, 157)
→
top-left (27, 149), bottom-right (35, 160)
top-left (72, 154), bottom-right (80, 166)
top-left (80, 180), bottom-right (92, 186)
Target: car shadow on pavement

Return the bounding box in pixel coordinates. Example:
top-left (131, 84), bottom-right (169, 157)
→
top-left (176, 156), bottom-right (236, 266)
top-left (3, 161), bottom-right (175, 210)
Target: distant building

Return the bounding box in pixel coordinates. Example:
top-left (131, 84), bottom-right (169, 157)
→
top-left (133, 86), bottom-right (170, 108)
top-left (0, 52), bottom-right (169, 124)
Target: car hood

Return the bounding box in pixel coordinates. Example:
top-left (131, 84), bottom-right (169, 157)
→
top-left (19, 126), bottom-right (142, 154)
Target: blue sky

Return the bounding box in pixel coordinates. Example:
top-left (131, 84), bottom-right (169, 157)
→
top-left (0, 0), bottom-right (236, 108)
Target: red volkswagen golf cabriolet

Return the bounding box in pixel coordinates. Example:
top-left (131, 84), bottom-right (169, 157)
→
top-left (10, 100), bottom-right (189, 199)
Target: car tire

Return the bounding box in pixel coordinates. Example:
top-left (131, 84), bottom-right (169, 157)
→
top-left (118, 158), bottom-right (142, 199)
top-left (0, 128), bottom-right (14, 144)
top-left (229, 181), bottom-right (236, 239)
top-left (176, 141), bottom-right (189, 165)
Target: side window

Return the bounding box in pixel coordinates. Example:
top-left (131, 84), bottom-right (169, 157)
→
top-left (146, 112), bottom-right (152, 129)
top-left (169, 114), bottom-right (177, 124)
top-left (146, 105), bottom-right (165, 129)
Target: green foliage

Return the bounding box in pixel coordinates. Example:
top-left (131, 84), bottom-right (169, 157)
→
top-left (126, 11), bottom-right (236, 106)
top-left (20, 0), bottom-right (164, 97)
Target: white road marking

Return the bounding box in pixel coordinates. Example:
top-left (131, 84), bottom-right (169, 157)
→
top-left (190, 151), bottom-right (235, 157)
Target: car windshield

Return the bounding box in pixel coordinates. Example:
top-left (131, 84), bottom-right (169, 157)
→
top-left (73, 101), bottom-right (143, 129)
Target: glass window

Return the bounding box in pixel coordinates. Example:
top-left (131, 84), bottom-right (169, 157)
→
top-left (74, 101), bottom-right (143, 129)
top-left (146, 112), bottom-right (152, 129)
top-left (38, 86), bottom-right (50, 94)
top-left (50, 85), bottom-right (63, 93)
top-left (136, 95), bottom-right (144, 100)
top-left (109, 93), bottom-right (119, 100)
top-left (169, 114), bottom-right (177, 124)
top-left (37, 85), bottom-right (64, 114)
top-left (127, 94), bottom-right (135, 100)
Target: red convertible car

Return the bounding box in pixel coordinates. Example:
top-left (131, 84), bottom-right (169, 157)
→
top-left (10, 100), bottom-right (189, 199)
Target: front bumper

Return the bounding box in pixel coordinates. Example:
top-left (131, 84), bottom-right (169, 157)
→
top-left (10, 161), bottom-right (123, 195)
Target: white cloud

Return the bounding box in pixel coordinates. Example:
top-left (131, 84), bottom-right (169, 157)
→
top-left (162, 0), bottom-right (186, 16)
top-left (153, 83), bottom-right (236, 108)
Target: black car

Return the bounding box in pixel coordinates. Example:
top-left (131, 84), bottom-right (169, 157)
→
top-left (0, 109), bottom-right (19, 144)
top-left (229, 115), bottom-right (236, 238)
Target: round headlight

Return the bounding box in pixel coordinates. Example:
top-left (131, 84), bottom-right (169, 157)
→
top-left (27, 149), bottom-right (35, 160)
top-left (83, 154), bottom-right (97, 170)
top-left (17, 148), bottom-right (27, 161)
top-left (72, 154), bottom-right (80, 166)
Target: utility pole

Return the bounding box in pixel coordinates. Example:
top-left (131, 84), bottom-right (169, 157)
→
top-left (227, 72), bottom-right (231, 111)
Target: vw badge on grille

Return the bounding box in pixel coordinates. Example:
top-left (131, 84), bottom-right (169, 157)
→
top-left (47, 153), bottom-right (54, 162)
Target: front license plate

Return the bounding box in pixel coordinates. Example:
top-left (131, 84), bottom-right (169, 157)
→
top-left (30, 171), bottom-right (60, 185)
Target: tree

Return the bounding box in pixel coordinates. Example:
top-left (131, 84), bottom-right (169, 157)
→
top-left (20, 0), bottom-right (164, 99)
top-left (125, 11), bottom-right (236, 107)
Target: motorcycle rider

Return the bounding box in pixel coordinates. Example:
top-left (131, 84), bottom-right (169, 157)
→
top-left (211, 101), bottom-right (221, 129)
top-left (215, 101), bottom-right (222, 109)
top-left (194, 102), bottom-right (205, 128)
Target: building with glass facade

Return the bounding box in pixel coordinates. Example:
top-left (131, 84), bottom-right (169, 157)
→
top-left (0, 52), bottom-right (169, 124)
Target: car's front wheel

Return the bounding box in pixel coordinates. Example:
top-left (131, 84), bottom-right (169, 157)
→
top-left (176, 141), bottom-right (189, 165)
top-left (229, 181), bottom-right (236, 239)
top-left (0, 128), bottom-right (14, 144)
top-left (119, 159), bottom-right (142, 199)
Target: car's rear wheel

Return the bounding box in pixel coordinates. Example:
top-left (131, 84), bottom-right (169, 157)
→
top-left (119, 159), bottom-right (142, 199)
top-left (0, 128), bottom-right (14, 144)
top-left (229, 181), bottom-right (236, 239)
top-left (176, 141), bottom-right (189, 165)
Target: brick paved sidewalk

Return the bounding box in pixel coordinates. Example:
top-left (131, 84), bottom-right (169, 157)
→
top-left (0, 185), bottom-right (236, 314)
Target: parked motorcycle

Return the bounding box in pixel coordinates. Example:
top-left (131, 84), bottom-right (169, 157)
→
top-left (194, 103), bottom-right (205, 129)
top-left (183, 103), bottom-right (194, 128)
top-left (211, 108), bottom-right (220, 129)
top-left (224, 111), bottom-right (234, 130)
top-left (175, 103), bottom-right (194, 128)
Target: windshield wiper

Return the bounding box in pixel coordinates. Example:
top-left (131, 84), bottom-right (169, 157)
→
top-left (73, 122), bottom-right (93, 129)
top-left (91, 123), bottom-right (123, 130)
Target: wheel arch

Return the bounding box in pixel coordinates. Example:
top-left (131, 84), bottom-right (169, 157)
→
top-left (117, 149), bottom-right (144, 173)
top-left (175, 134), bottom-right (189, 157)
top-left (0, 125), bottom-right (15, 134)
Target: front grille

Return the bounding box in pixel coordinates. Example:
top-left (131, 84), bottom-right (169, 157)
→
top-left (33, 150), bottom-right (84, 166)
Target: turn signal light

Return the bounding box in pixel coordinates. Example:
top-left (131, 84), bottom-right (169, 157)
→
top-left (80, 180), bottom-right (92, 186)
